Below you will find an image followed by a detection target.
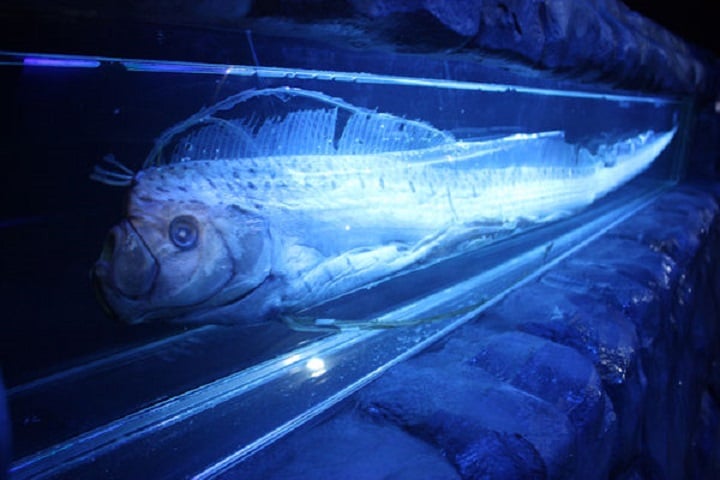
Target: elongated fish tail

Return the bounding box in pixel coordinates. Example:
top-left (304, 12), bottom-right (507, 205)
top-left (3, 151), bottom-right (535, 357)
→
top-left (90, 154), bottom-right (135, 187)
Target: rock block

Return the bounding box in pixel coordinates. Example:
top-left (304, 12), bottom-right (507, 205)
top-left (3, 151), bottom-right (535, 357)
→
top-left (236, 183), bottom-right (720, 479)
top-left (231, 409), bottom-right (461, 480)
top-left (359, 350), bottom-right (577, 478)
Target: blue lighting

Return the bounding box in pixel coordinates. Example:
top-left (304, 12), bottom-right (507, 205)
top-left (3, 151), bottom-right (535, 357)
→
top-left (23, 56), bottom-right (100, 69)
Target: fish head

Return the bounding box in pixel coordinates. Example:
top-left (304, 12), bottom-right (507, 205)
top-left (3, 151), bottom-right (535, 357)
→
top-left (92, 173), bottom-right (273, 324)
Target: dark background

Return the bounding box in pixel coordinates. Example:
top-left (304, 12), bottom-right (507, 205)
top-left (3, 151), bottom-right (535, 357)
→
top-left (624, 1), bottom-right (720, 56)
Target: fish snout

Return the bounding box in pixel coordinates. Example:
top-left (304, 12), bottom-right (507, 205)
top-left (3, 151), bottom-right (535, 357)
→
top-left (93, 220), bottom-right (159, 304)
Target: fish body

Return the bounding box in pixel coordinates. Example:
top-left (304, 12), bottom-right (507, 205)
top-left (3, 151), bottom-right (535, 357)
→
top-left (92, 88), bottom-right (677, 325)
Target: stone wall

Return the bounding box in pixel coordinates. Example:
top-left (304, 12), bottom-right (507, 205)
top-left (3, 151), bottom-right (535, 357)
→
top-left (5, 1), bottom-right (719, 97)
top-left (344, 0), bottom-right (714, 95)
top-left (236, 182), bottom-right (720, 479)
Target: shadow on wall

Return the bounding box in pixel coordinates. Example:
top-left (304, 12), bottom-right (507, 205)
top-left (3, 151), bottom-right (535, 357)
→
top-left (688, 103), bottom-right (720, 180)
top-left (0, 373), bottom-right (9, 480)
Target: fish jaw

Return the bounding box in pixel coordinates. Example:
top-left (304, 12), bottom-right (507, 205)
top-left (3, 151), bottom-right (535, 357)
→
top-left (92, 220), bottom-right (160, 323)
top-left (93, 178), bottom-right (278, 324)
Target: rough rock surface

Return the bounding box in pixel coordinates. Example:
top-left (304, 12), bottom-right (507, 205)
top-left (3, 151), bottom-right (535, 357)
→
top-left (6, 1), bottom-right (719, 97)
top-left (252, 0), bottom-right (717, 96)
top-left (344, 0), bottom-right (714, 94)
top-left (237, 182), bottom-right (720, 479)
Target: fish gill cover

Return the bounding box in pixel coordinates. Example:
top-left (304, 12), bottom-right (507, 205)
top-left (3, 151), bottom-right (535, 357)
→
top-left (90, 87), bottom-right (676, 327)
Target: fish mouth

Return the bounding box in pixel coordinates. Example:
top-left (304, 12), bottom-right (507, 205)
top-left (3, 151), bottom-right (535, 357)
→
top-left (92, 220), bottom-right (160, 323)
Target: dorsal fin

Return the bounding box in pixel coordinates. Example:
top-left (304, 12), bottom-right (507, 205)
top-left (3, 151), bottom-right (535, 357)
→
top-left (90, 154), bottom-right (135, 186)
top-left (144, 88), bottom-right (454, 168)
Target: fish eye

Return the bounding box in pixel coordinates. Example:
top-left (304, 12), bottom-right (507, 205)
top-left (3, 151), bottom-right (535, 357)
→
top-left (169, 215), bottom-right (199, 250)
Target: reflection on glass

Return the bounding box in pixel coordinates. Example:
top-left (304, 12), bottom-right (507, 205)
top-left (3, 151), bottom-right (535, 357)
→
top-left (305, 357), bottom-right (327, 378)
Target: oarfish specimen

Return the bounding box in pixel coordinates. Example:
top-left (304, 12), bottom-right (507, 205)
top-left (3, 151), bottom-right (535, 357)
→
top-left (91, 87), bottom-right (676, 325)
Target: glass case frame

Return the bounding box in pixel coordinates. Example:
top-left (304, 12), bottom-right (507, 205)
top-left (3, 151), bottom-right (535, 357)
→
top-left (1, 48), bottom-right (691, 479)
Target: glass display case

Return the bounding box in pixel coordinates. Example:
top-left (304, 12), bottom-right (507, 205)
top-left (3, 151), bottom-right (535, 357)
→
top-left (1, 41), bottom-right (689, 479)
